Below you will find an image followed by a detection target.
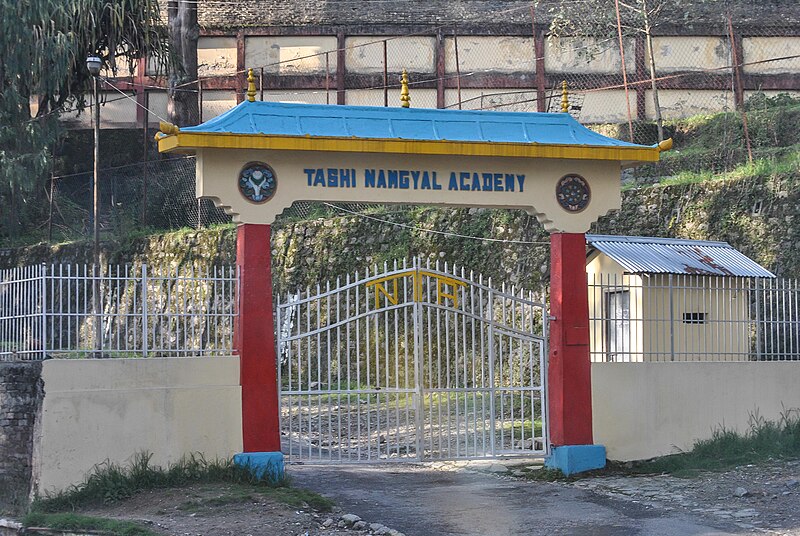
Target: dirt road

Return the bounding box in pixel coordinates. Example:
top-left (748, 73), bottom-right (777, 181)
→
top-left (289, 460), bottom-right (800, 536)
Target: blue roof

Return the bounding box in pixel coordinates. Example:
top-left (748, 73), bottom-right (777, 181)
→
top-left (182, 101), bottom-right (654, 148)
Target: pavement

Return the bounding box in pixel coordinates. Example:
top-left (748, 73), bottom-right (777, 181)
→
top-left (289, 462), bottom-right (749, 536)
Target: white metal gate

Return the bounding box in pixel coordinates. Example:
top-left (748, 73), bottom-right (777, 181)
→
top-left (277, 259), bottom-right (548, 462)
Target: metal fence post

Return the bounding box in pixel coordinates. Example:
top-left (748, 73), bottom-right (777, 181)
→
top-left (40, 263), bottom-right (47, 360)
top-left (487, 286), bottom-right (496, 456)
top-left (142, 263), bottom-right (149, 358)
top-left (755, 277), bottom-right (762, 360)
top-left (668, 274), bottom-right (675, 361)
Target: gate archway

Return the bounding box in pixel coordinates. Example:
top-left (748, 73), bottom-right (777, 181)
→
top-left (277, 259), bottom-right (547, 462)
top-left (156, 73), bottom-right (670, 476)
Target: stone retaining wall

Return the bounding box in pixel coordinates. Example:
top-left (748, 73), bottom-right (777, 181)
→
top-left (0, 362), bottom-right (43, 513)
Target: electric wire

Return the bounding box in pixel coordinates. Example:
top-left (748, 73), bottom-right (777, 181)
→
top-left (323, 203), bottom-right (550, 245)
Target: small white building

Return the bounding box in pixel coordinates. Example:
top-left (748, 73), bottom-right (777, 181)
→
top-left (585, 235), bottom-right (775, 362)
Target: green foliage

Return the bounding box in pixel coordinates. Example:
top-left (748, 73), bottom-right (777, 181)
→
top-left (0, 0), bottom-right (169, 241)
top-left (643, 92), bottom-right (800, 178)
top-left (32, 452), bottom-right (290, 512)
top-left (22, 512), bottom-right (158, 536)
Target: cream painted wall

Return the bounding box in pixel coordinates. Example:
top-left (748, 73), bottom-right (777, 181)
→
top-left (645, 89), bottom-right (734, 120)
top-left (579, 91), bottom-right (638, 124)
top-left (444, 89), bottom-right (538, 112)
top-left (586, 254), bottom-right (644, 362)
top-left (32, 357), bottom-right (242, 494)
top-left (444, 36), bottom-right (535, 74)
top-left (146, 91), bottom-right (169, 125)
top-left (260, 90), bottom-right (338, 105)
top-left (743, 37), bottom-right (800, 74)
top-left (586, 253), bottom-right (751, 362)
top-left (348, 88), bottom-right (438, 108)
top-left (345, 36), bottom-right (435, 74)
top-left (592, 362), bottom-right (800, 461)
top-left (650, 36), bottom-right (731, 73)
top-left (642, 275), bottom-right (750, 361)
top-left (246, 36), bottom-right (338, 74)
top-left (198, 36), bottom-right (237, 77)
top-left (545, 37), bottom-right (635, 75)
top-left (66, 34), bottom-right (800, 129)
top-left (445, 88), bottom-right (637, 122)
top-left (60, 93), bottom-right (138, 128)
top-left (201, 90), bottom-right (238, 120)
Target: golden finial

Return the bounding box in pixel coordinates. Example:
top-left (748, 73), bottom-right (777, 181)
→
top-left (154, 121), bottom-right (180, 140)
top-left (400, 69), bottom-right (410, 108)
top-left (246, 68), bottom-right (257, 102)
top-left (561, 80), bottom-right (569, 113)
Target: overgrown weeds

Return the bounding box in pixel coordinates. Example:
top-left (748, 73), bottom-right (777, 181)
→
top-left (617, 408), bottom-right (800, 478)
top-left (32, 452), bottom-right (290, 512)
top-left (514, 408), bottom-right (800, 482)
top-left (627, 91), bottom-right (800, 183)
top-left (22, 512), bottom-right (159, 536)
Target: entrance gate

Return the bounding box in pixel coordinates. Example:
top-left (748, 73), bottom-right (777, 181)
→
top-left (277, 259), bottom-right (548, 462)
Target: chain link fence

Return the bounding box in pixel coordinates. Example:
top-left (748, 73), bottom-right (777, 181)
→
top-left (38, 157), bottom-right (229, 245)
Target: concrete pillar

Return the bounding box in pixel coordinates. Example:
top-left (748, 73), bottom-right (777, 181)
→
top-left (545, 232), bottom-right (605, 474)
top-left (232, 223), bottom-right (284, 480)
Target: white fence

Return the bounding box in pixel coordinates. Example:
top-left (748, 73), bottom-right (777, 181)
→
top-left (589, 274), bottom-right (800, 362)
top-left (0, 264), bottom-right (237, 361)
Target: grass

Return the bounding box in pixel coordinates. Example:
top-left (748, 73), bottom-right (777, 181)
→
top-left (616, 409), bottom-right (800, 478)
top-left (623, 92), bottom-right (800, 184)
top-left (501, 419), bottom-right (543, 439)
top-left (621, 147), bottom-right (800, 192)
top-left (25, 453), bottom-right (334, 535)
top-left (30, 452), bottom-right (330, 514)
top-left (22, 512), bottom-right (158, 536)
top-left (511, 409), bottom-right (800, 482)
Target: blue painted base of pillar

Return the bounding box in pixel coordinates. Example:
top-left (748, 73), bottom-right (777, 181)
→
top-left (233, 452), bottom-right (285, 483)
top-left (545, 445), bottom-right (606, 476)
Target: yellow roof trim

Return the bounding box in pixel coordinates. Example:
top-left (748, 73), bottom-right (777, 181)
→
top-left (158, 131), bottom-right (662, 162)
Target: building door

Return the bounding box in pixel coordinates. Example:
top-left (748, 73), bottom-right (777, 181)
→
top-left (605, 290), bottom-right (630, 361)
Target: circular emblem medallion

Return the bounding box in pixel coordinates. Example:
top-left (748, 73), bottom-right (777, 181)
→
top-left (556, 174), bottom-right (591, 213)
top-left (238, 162), bottom-right (277, 204)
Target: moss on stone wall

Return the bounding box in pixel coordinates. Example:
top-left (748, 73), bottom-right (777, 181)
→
top-left (1, 169), bottom-right (797, 289)
top-left (594, 166), bottom-right (798, 278)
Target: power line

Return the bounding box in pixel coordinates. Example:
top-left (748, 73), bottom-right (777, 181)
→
top-left (52, 156), bottom-right (195, 181)
top-left (102, 77), bottom-right (170, 123)
top-left (323, 203), bottom-right (550, 245)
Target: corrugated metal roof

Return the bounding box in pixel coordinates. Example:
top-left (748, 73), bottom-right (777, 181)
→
top-left (586, 235), bottom-right (775, 278)
top-left (182, 100), bottom-right (655, 148)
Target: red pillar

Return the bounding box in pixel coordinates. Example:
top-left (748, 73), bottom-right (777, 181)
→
top-left (548, 232), bottom-right (593, 446)
top-left (234, 224), bottom-right (281, 453)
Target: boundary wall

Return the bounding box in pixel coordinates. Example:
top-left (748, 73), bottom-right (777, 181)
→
top-left (9, 357), bottom-right (800, 492)
top-left (592, 362), bottom-right (800, 461)
top-left (31, 357), bottom-right (242, 494)
top-left (63, 25), bottom-right (800, 128)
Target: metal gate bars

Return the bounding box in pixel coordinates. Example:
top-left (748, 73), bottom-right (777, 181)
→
top-left (277, 258), bottom-right (548, 462)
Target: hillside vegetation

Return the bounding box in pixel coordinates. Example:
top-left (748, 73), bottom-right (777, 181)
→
top-left (634, 92), bottom-right (800, 181)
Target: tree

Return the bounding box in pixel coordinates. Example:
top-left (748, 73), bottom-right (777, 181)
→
top-left (544, 0), bottom-right (700, 142)
top-left (0, 0), bottom-right (168, 238)
top-left (167, 0), bottom-right (200, 127)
